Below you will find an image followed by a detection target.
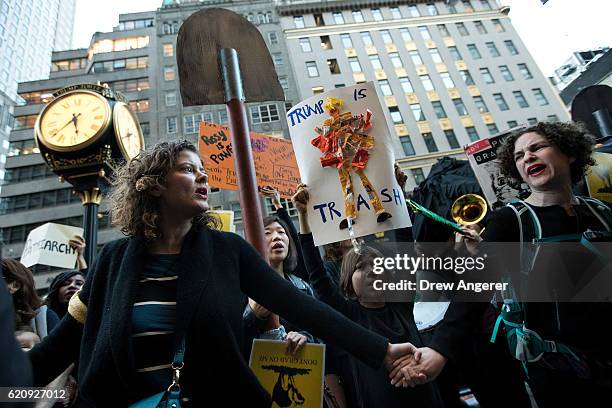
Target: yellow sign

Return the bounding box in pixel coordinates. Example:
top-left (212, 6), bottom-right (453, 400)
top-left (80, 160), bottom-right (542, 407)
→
top-left (249, 339), bottom-right (325, 408)
top-left (586, 152), bottom-right (612, 202)
top-left (208, 210), bottom-right (235, 232)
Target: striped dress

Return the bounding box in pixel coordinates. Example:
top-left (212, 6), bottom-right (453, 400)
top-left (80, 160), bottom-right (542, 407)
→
top-left (131, 254), bottom-right (179, 391)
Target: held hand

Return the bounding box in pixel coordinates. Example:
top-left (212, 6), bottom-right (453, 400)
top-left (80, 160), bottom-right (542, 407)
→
top-left (291, 184), bottom-right (310, 214)
top-left (455, 226), bottom-right (483, 255)
top-left (249, 298), bottom-right (271, 319)
top-left (69, 235), bottom-right (86, 256)
top-left (260, 186), bottom-right (282, 210)
top-left (391, 347), bottom-right (447, 387)
top-left (394, 163), bottom-right (408, 191)
top-left (384, 342), bottom-right (424, 383)
top-left (285, 331), bottom-right (307, 355)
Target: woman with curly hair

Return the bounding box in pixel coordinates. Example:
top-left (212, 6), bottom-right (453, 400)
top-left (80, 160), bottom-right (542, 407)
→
top-left (28, 139), bottom-right (425, 407)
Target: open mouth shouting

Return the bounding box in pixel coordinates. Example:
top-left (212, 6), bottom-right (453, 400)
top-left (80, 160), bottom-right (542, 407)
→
top-left (271, 241), bottom-right (285, 252)
top-left (195, 186), bottom-right (208, 199)
top-left (526, 164), bottom-right (546, 177)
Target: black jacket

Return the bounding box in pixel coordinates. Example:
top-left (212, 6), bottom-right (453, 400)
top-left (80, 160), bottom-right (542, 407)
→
top-left (29, 225), bottom-right (388, 407)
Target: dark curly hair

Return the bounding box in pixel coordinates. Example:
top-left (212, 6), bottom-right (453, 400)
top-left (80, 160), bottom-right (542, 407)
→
top-left (108, 139), bottom-right (220, 240)
top-left (497, 121), bottom-right (596, 186)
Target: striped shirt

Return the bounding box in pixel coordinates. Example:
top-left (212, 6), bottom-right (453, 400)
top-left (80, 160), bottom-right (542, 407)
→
top-left (132, 254), bottom-right (179, 391)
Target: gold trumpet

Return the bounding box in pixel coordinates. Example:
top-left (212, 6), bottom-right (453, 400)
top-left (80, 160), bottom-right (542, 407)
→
top-left (407, 194), bottom-right (488, 235)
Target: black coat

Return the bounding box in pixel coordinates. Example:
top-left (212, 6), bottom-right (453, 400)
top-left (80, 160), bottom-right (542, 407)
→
top-left (29, 225), bottom-right (388, 407)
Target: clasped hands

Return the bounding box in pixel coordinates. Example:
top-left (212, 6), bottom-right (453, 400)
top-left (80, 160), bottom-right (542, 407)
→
top-left (384, 343), bottom-right (448, 388)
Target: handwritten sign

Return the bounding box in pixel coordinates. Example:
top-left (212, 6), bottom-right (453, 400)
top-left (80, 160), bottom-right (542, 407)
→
top-left (198, 122), bottom-right (301, 199)
top-left (21, 223), bottom-right (84, 269)
top-left (286, 82), bottom-right (411, 246)
top-left (249, 339), bottom-right (325, 408)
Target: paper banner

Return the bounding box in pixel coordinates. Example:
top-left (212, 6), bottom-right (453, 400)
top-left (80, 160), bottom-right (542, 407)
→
top-left (586, 152), bottom-right (612, 202)
top-left (20, 223), bottom-right (84, 269)
top-left (464, 134), bottom-right (531, 210)
top-left (198, 122), bottom-right (301, 199)
top-left (286, 82), bottom-right (410, 246)
top-left (209, 210), bottom-right (236, 233)
top-left (249, 339), bottom-right (325, 408)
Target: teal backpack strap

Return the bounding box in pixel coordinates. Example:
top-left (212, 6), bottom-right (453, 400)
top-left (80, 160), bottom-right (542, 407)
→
top-left (577, 196), bottom-right (612, 231)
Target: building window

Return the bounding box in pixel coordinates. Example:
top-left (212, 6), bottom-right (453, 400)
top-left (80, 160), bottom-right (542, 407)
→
top-left (380, 29), bottom-right (393, 44)
top-left (453, 98), bottom-right (468, 116)
top-left (360, 32), bottom-right (373, 46)
top-left (426, 3), bottom-right (438, 16)
top-left (267, 32), bottom-right (278, 44)
top-left (412, 168), bottom-right (425, 184)
top-left (389, 106), bottom-right (404, 124)
top-left (390, 7), bottom-right (402, 19)
top-left (378, 79), bottom-right (392, 96)
top-left (409, 50), bottom-right (422, 66)
top-left (479, 67), bottom-right (495, 84)
top-left (480, 0), bottom-right (492, 10)
top-left (410, 103), bottom-right (426, 121)
top-left (163, 43), bottom-right (174, 57)
top-left (327, 59), bottom-right (341, 74)
top-left (400, 136), bottom-right (416, 156)
top-left (487, 123), bottom-right (499, 135)
top-left (486, 42), bottom-right (500, 57)
top-left (218, 110), bottom-right (228, 125)
top-left (279, 76), bottom-right (289, 90)
top-left (532, 88), bottom-right (549, 105)
top-left (527, 117), bottom-right (538, 125)
top-left (507, 120), bottom-right (518, 128)
top-left (184, 112), bottom-right (213, 134)
top-left (272, 53), bottom-right (283, 66)
top-left (422, 132), bottom-right (438, 152)
top-left (13, 114), bottom-right (38, 130)
top-left (369, 55), bottom-right (383, 70)
top-left (333, 12), bottom-right (345, 24)
top-left (408, 5), bottom-right (420, 17)
top-left (437, 24), bottom-right (450, 37)
top-left (299, 38), bottom-right (311, 52)
top-left (399, 77), bottom-right (414, 93)
top-left (444, 129), bottom-right (460, 149)
top-left (371, 8), bottom-right (383, 21)
top-left (492, 19), bottom-right (505, 32)
top-left (399, 28), bottom-right (412, 42)
top-left (418, 26), bottom-right (431, 40)
top-left (467, 44), bottom-right (481, 59)
top-left (474, 21), bottom-right (487, 34)
top-left (473, 95), bottom-right (489, 112)
top-left (164, 67), bottom-right (175, 81)
top-left (306, 61), bottom-right (319, 77)
top-left (429, 48), bottom-right (443, 63)
top-left (166, 116), bottom-right (177, 134)
top-left (494, 93), bottom-right (510, 111)
top-left (420, 74), bottom-right (434, 91)
top-left (348, 57), bottom-right (362, 72)
top-left (448, 46), bottom-right (462, 61)
top-left (465, 126), bottom-right (479, 141)
top-left (499, 65), bottom-right (514, 81)
top-left (352, 10), bottom-right (364, 23)
top-left (390, 52), bottom-right (404, 68)
top-left (129, 99), bottom-right (150, 113)
top-left (505, 40), bottom-right (519, 55)
top-left (460, 70), bottom-right (475, 85)
top-left (432, 101), bottom-right (447, 118)
top-left (294, 16), bottom-right (305, 28)
top-left (312, 86), bottom-right (324, 94)
top-left (462, 0), bottom-right (474, 12)
top-left (340, 33), bottom-right (353, 48)
top-left (518, 63), bottom-right (533, 79)
top-left (440, 72), bottom-right (455, 88)
top-left (546, 114), bottom-right (559, 122)
top-left (456, 22), bottom-right (469, 36)
top-left (165, 91), bottom-right (177, 106)
top-left (250, 104), bottom-right (280, 124)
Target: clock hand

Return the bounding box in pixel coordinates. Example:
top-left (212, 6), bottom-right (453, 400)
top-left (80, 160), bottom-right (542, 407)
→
top-left (52, 113), bottom-right (81, 136)
top-left (71, 113), bottom-right (81, 137)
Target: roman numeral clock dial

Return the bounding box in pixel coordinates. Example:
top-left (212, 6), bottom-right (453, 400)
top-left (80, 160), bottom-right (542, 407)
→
top-left (113, 102), bottom-right (144, 160)
top-left (37, 90), bottom-right (111, 151)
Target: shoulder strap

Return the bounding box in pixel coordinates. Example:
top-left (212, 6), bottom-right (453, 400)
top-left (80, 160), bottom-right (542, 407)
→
top-left (577, 197), bottom-right (612, 231)
top-left (506, 201), bottom-right (542, 276)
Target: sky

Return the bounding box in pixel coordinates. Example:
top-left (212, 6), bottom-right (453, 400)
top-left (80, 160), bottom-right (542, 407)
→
top-left (72, 0), bottom-right (612, 77)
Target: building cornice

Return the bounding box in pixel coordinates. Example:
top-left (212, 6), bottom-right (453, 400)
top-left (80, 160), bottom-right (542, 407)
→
top-left (276, 0), bottom-right (431, 16)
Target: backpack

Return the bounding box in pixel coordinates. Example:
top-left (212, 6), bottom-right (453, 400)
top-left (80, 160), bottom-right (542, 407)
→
top-left (490, 197), bottom-right (612, 374)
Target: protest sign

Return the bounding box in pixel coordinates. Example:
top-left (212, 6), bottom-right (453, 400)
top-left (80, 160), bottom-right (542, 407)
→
top-left (464, 134), bottom-right (530, 209)
top-left (20, 223), bottom-right (84, 269)
top-left (286, 82), bottom-right (410, 246)
top-left (586, 152), bottom-right (612, 202)
top-left (249, 339), bottom-right (325, 408)
top-left (209, 210), bottom-right (236, 233)
top-left (198, 122), bottom-right (301, 199)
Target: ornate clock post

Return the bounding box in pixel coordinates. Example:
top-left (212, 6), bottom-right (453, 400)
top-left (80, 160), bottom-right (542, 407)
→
top-left (35, 83), bottom-right (144, 264)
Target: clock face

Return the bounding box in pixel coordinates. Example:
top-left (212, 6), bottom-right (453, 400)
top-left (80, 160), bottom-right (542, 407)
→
top-left (113, 102), bottom-right (144, 160)
top-left (37, 90), bottom-right (111, 150)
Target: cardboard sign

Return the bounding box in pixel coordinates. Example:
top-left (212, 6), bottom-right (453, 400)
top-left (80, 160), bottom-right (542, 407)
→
top-left (198, 122), bottom-right (301, 199)
top-left (286, 82), bottom-right (410, 246)
top-left (249, 339), bottom-right (325, 408)
top-left (464, 134), bottom-right (531, 209)
top-left (209, 210), bottom-right (236, 233)
top-left (586, 152), bottom-right (612, 202)
top-left (20, 223), bottom-right (84, 269)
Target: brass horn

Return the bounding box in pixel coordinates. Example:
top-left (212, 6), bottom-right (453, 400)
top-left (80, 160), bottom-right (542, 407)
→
top-left (451, 194), bottom-right (488, 226)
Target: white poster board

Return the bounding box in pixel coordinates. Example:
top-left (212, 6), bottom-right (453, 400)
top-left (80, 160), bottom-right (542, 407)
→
top-left (464, 134), bottom-right (530, 209)
top-left (287, 82), bottom-right (410, 246)
top-left (20, 223), bottom-right (84, 269)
